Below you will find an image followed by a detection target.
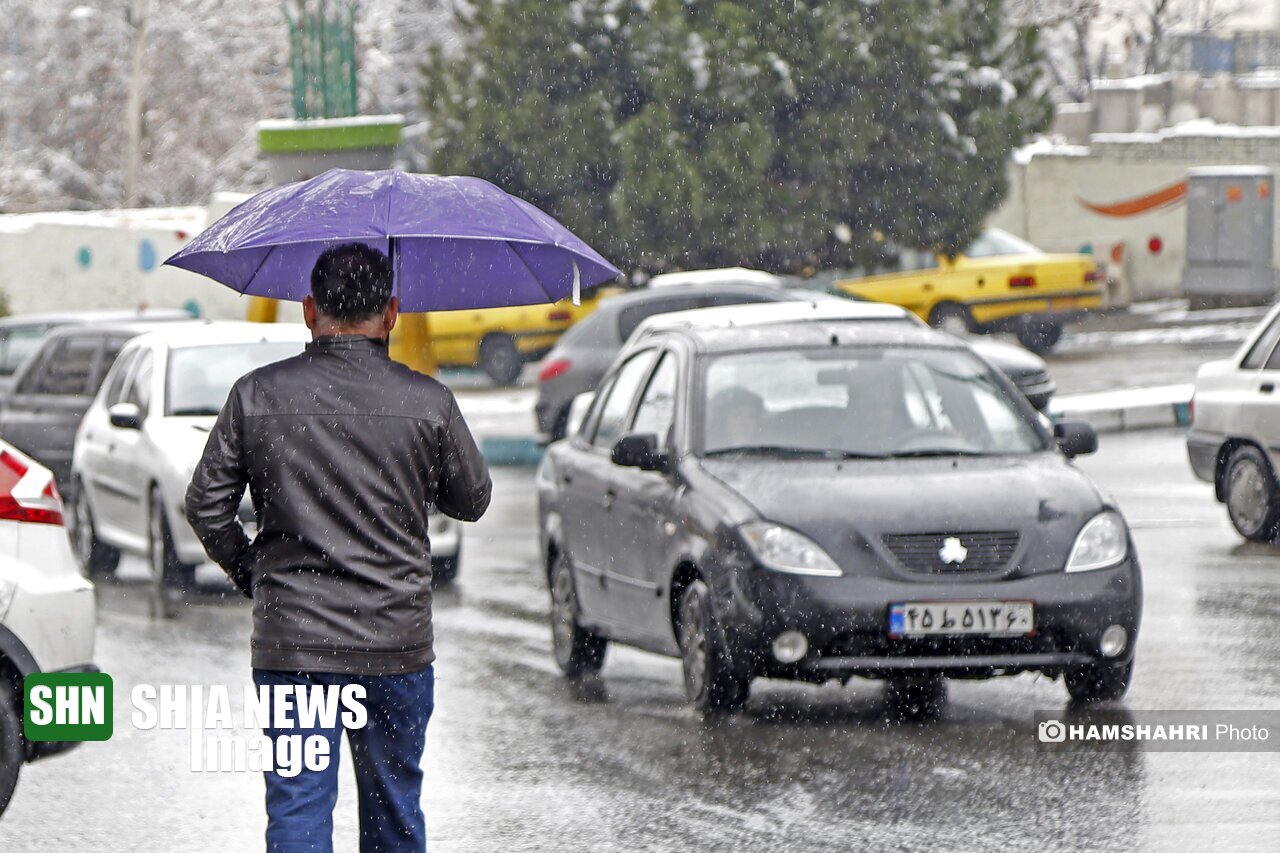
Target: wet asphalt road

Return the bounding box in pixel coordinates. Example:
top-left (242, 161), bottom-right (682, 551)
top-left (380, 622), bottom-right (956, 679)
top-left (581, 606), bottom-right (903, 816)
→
top-left (2, 430), bottom-right (1279, 852)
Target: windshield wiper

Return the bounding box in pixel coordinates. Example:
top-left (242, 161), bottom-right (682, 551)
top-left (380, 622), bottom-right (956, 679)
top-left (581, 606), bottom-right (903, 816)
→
top-left (170, 407), bottom-right (222, 417)
top-left (704, 445), bottom-right (886, 459)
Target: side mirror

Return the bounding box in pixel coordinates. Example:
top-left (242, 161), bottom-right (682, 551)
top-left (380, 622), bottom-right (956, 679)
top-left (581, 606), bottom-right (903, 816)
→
top-left (565, 392), bottom-right (595, 439)
top-left (611, 433), bottom-right (667, 472)
top-left (1054, 420), bottom-right (1097, 458)
top-left (108, 402), bottom-right (142, 430)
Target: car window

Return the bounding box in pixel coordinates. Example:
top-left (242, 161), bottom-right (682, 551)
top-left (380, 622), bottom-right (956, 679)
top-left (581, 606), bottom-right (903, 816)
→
top-left (1242, 314), bottom-right (1280, 369)
top-left (894, 248), bottom-right (940, 272)
top-left (0, 325), bottom-right (48, 376)
top-left (25, 335), bottom-right (100, 396)
top-left (617, 296), bottom-right (704, 342)
top-left (963, 229), bottom-right (1042, 258)
top-left (126, 350), bottom-right (155, 415)
top-left (699, 292), bottom-right (778, 309)
top-left (629, 351), bottom-right (679, 449)
top-left (589, 349), bottom-right (659, 449)
top-left (102, 348), bottom-right (140, 406)
top-left (1264, 339), bottom-right (1280, 372)
top-left (95, 336), bottom-right (131, 392)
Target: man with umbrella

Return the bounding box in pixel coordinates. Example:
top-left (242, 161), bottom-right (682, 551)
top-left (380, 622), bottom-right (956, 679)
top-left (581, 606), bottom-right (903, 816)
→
top-left (185, 242), bottom-right (491, 851)
top-left (174, 170), bottom-right (618, 851)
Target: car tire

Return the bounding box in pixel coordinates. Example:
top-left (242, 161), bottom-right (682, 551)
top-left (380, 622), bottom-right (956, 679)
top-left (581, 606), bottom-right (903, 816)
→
top-left (479, 334), bottom-right (523, 385)
top-left (1015, 319), bottom-right (1064, 354)
top-left (549, 552), bottom-right (607, 678)
top-left (928, 303), bottom-right (973, 337)
top-left (1224, 445), bottom-right (1280, 542)
top-left (677, 580), bottom-right (749, 715)
top-left (1065, 659), bottom-right (1134, 704)
top-left (0, 679), bottom-right (23, 818)
top-left (149, 488), bottom-right (195, 619)
top-left (71, 481), bottom-right (120, 578)
top-left (885, 675), bottom-right (948, 719)
top-left (432, 555), bottom-right (460, 586)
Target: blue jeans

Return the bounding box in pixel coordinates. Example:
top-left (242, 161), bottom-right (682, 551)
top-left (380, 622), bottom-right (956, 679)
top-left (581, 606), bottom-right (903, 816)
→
top-left (252, 667), bottom-right (435, 853)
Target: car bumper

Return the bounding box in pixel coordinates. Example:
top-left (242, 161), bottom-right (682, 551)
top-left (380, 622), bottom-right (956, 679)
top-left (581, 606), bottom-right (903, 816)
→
top-left (713, 559), bottom-right (1141, 680)
top-left (430, 513), bottom-right (460, 558)
top-left (1185, 430), bottom-right (1220, 486)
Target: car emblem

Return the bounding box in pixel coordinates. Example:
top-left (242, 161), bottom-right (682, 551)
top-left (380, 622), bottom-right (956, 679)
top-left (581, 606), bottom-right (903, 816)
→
top-left (939, 536), bottom-right (968, 565)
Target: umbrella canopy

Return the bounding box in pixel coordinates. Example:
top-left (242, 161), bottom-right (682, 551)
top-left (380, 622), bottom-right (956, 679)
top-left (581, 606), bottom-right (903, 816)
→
top-left (164, 169), bottom-right (621, 312)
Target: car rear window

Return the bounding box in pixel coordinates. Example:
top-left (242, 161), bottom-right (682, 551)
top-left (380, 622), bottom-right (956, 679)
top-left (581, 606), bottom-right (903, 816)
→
top-left (0, 324), bottom-right (48, 376)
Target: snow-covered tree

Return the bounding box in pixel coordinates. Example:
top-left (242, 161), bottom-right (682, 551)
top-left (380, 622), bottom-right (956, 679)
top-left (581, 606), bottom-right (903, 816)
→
top-left (423, 0), bottom-right (1050, 274)
top-left (0, 0), bottom-right (455, 212)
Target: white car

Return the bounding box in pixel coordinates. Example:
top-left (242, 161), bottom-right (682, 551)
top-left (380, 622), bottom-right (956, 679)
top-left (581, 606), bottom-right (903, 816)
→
top-left (70, 323), bottom-right (462, 613)
top-left (0, 438), bottom-right (96, 816)
top-left (1187, 302), bottom-right (1280, 540)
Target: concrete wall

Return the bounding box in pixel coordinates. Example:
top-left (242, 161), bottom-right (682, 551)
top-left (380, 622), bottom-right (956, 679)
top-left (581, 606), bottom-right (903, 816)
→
top-left (0, 196), bottom-right (260, 320)
top-left (993, 134), bottom-right (1280, 301)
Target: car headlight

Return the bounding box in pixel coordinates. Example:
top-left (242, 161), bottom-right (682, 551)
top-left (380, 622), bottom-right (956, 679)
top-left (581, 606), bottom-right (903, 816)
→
top-left (1066, 511), bottom-right (1129, 573)
top-left (739, 522), bottom-right (842, 577)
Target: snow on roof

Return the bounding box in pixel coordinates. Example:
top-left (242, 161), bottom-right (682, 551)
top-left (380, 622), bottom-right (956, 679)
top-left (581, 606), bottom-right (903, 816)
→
top-left (633, 299), bottom-right (908, 338)
top-left (135, 321), bottom-right (312, 347)
top-left (256, 114), bottom-right (405, 131)
top-left (1013, 137), bottom-right (1091, 165)
top-left (0, 205), bottom-right (206, 234)
top-left (1093, 118), bottom-right (1280, 144)
top-left (647, 267), bottom-right (785, 289)
top-left (1091, 73), bottom-right (1173, 91)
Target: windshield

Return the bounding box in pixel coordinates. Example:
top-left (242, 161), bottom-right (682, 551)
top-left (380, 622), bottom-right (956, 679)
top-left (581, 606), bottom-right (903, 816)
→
top-left (700, 347), bottom-right (1045, 458)
top-left (963, 229), bottom-right (1042, 258)
top-left (166, 342), bottom-right (304, 417)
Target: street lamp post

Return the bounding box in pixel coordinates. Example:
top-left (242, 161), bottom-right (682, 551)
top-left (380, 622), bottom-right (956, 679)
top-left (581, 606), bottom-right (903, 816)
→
top-left (123, 0), bottom-right (147, 207)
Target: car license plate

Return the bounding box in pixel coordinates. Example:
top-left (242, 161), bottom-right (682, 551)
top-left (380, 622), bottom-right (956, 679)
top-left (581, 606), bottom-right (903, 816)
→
top-left (888, 601), bottom-right (1033, 637)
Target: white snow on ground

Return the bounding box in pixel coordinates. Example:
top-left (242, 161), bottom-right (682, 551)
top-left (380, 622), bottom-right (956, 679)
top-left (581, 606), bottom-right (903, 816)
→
top-left (1049, 383), bottom-right (1193, 414)
top-left (1060, 322), bottom-right (1255, 350)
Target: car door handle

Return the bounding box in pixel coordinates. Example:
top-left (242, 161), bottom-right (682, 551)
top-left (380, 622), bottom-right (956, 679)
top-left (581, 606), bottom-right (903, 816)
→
top-left (1262, 383), bottom-right (1275, 394)
top-left (561, 473), bottom-right (573, 485)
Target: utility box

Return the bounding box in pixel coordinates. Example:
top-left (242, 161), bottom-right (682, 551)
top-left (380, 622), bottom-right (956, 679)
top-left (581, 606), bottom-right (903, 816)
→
top-left (1182, 166), bottom-right (1277, 308)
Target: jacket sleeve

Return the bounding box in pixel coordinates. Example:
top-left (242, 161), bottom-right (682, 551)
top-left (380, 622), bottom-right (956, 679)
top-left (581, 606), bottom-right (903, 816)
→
top-left (435, 392), bottom-right (492, 522)
top-left (184, 387), bottom-right (253, 597)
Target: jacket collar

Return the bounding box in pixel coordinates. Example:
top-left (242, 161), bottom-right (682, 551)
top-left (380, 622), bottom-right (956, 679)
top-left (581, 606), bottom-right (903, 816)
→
top-left (307, 335), bottom-right (391, 356)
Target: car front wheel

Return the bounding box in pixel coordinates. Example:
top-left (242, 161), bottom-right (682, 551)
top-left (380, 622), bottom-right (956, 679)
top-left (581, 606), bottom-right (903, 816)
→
top-left (549, 552), bottom-right (606, 677)
top-left (677, 580), bottom-right (749, 715)
top-left (1065, 659), bottom-right (1134, 704)
top-left (72, 481), bottom-right (120, 578)
top-left (1224, 445), bottom-right (1280, 541)
top-left (149, 489), bottom-right (196, 619)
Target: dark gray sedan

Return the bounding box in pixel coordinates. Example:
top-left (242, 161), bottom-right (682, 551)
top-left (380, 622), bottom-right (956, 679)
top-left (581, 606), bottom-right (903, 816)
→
top-left (536, 303), bottom-right (1140, 714)
top-left (534, 285), bottom-right (1056, 441)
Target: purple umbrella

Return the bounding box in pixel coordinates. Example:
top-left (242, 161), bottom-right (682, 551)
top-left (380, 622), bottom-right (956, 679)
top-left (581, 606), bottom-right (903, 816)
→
top-left (164, 169), bottom-right (620, 311)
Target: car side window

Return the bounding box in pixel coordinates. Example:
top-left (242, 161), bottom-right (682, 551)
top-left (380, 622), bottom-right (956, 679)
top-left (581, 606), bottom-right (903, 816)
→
top-left (617, 297), bottom-right (703, 342)
top-left (1265, 340), bottom-right (1280, 372)
top-left (26, 336), bottom-right (99, 396)
top-left (126, 350), bottom-right (155, 416)
top-left (102, 348), bottom-right (140, 407)
top-left (0, 325), bottom-right (47, 376)
top-left (96, 337), bottom-right (131, 392)
top-left (629, 352), bottom-right (679, 450)
top-left (1244, 315), bottom-right (1280, 369)
top-left (589, 350), bottom-right (659, 450)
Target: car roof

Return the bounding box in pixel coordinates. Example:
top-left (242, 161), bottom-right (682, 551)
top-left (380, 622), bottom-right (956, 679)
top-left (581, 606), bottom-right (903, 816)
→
top-left (40, 318), bottom-right (204, 340)
top-left (127, 321), bottom-right (312, 348)
top-left (589, 282), bottom-right (791, 315)
top-left (647, 267), bottom-right (786, 289)
top-left (0, 308), bottom-right (193, 328)
top-left (632, 301), bottom-right (954, 354)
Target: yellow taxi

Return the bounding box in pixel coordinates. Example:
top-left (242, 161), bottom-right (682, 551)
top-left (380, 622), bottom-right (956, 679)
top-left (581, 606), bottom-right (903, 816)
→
top-left (427, 288), bottom-right (619, 383)
top-left (834, 229), bottom-right (1104, 353)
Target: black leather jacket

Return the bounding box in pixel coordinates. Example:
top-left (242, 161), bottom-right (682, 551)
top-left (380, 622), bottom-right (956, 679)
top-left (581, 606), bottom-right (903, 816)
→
top-left (185, 335), bottom-right (491, 675)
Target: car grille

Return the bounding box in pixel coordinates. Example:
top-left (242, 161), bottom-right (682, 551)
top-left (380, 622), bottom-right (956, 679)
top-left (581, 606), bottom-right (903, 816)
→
top-left (881, 531), bottom-right (1019, 574)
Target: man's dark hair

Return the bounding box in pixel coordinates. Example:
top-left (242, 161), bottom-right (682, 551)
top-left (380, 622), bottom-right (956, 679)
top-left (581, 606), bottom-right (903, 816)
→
top-left (310, 243), bottom-right (394, 321)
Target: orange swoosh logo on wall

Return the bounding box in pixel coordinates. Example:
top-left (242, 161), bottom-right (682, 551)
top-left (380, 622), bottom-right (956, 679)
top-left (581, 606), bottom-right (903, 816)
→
top-left (1077, 180), bottom-right (1188, 217)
